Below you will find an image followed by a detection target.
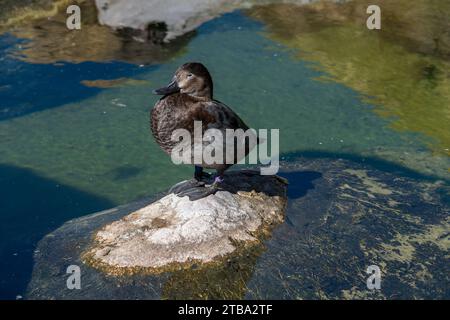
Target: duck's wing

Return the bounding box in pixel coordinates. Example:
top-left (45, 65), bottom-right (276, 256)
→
top-left (189, 100), bottom-right (257, 165)
top-left (190, 100), bottom-right (250, 131)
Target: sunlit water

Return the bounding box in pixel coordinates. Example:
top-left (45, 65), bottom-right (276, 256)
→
top-left (0, 0), bottom-right (449, 299)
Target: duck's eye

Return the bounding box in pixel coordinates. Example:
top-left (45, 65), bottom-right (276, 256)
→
top-left (187, 73), bottom-right (193, 78)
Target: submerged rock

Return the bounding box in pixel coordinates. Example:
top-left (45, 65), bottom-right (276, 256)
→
top-left (26, 158), bottom-right (449, 299)
top-left (84, 172), bottom-right (287, 274)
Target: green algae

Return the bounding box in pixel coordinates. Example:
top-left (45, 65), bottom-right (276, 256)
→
top-left (0, 5), bottom-right (449, 208)
top-left (0, 0), bottom-right (448, 301)
top-left (243, 158), bottom-right (449, 300)
top-left (80, 78), bottom-right (151, 89)
top-left (25, 158), bottom-right (450, 299)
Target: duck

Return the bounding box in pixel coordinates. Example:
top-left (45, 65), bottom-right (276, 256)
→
top-left (151, 62), bottom-right (257, 200)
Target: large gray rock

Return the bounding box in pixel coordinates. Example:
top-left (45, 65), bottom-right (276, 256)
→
top-left (84, 172), bottom-right (287, 274)
top-left (94, 0), bottom-right (320, 41)
top-left (26, 158), bottom-right (449, 300)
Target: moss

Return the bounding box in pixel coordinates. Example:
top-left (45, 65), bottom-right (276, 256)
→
top-left (81, 78), bottom-right (150, 88)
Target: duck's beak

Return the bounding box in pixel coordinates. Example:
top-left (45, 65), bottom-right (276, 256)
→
top-left (153, 80), bottom-right (180, 95)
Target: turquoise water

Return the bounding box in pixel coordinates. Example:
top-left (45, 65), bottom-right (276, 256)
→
top-left (0, 4), bottom-right (449, 299)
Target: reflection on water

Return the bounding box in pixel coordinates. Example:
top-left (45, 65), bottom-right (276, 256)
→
top-left (246, 0), bottom-right (450, 157)
top-left (5, 9), bottom-right (447, 207)
top-left (1, 0), bottom-right (194, 64)
top-left (81, 78), bottom-right (150, 89)
top-left (0, 0), bottom-right (449, 299)
top-left (0, 0), bottom-right (71, 27)
top-left (161, 244), bottom-right (265, 299)
top-left (0, 38), bottom-right (148, 120)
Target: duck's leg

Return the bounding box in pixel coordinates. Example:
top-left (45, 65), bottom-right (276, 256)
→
top-left (169, 166), bottom-right (210, 195)
top-left (194, 165), bottom-right (212, 181)
top-left (177, 169), bottom-right (225, 201)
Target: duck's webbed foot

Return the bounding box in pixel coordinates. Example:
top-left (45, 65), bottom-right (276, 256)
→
top-left (169, 179), bottom-right (206, 195)
top-left (176, 176), bottom-right (224, 201)
top-left (169, 166), bottom-right (210, 195)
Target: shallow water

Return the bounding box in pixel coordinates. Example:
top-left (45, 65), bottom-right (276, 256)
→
top-left (25, 157), bottom-right (450, 300)
top-left (0, 0), bottom-right (449, 299)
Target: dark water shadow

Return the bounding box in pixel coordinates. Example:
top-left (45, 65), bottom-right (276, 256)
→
top-left (0, 0), bottom-right (198, 122)
top-left (282, 150), bottom-right (450, 184)
top-left (0, 164), bottom-right (114, 300)
top-left (0, 33), bottom-right (152, 121)
top-left (278, 171), bottom-right (322, 199)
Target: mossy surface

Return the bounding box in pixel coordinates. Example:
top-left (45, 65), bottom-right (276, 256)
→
top-left (244, 158), bottom-right (449, 299)
top-left (1, 1), bottom-right (449, 299)
top-left (26, 158), bottom-right (449, 299)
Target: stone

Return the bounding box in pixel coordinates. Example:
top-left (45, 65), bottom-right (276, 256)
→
top-left (94, 0), bottom-right (318, 41)
top-left (26, 158), bottom-right (449, 299)
top-left (83, 171), bottom-right (287, 274)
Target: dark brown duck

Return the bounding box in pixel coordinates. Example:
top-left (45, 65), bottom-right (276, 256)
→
top-left (151, 62), bottom-right (256, 200)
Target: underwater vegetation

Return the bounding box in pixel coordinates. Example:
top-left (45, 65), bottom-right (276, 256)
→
top-left (26, 158), bottom-right (450, 299)
top-left (0, 0), bottom-right (449, 299)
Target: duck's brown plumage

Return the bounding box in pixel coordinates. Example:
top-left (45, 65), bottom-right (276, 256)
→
top-left (150, 62), bottom-right (252, 170)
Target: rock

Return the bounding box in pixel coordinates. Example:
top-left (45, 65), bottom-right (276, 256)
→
top-left (94, 0), bottom-right (317, 41)
top-left (84, 172), bottom-right (287, 274)
top-left (1, 0), bottom-right (197, 65)
top-left (26, 158), bottom-right (449, 299)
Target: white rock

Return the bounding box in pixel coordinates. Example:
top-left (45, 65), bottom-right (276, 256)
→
top-left (94, 0), bottom-right (320, 41)
top-left (85, 172), bottom-right (287, 274)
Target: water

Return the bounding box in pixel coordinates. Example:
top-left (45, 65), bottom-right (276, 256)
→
top-left (0, 0), bottom-right (449, 299)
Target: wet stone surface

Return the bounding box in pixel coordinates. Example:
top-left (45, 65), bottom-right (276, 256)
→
top-left (26, 158), bottom-right (449, 299)
top-left (84, 172), bottom-right (287, 274)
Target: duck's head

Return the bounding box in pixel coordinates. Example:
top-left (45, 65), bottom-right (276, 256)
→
top-left (153, 62), bottom-right (213, 99)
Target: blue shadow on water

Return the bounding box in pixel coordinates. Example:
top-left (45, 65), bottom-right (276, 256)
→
top-left (0, 151), bottom-right (447, 299)
top-left (282, 150), bottom-right (450, 185)
top-left (0, 34), bottom-right (153, 121)
top-left (0, 164), bottom-right (114, 300)
top-left (279, 171), bottom-right (322, 199)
